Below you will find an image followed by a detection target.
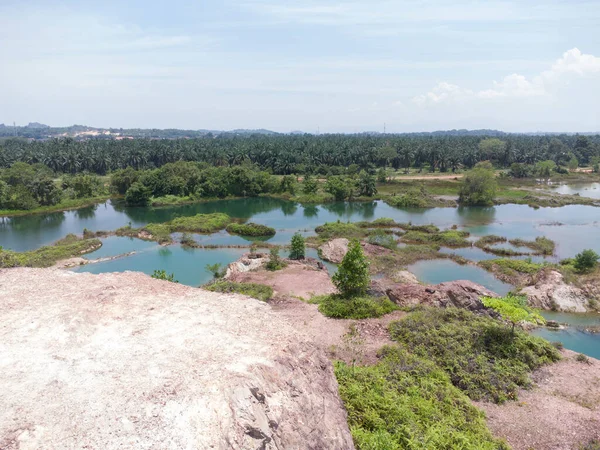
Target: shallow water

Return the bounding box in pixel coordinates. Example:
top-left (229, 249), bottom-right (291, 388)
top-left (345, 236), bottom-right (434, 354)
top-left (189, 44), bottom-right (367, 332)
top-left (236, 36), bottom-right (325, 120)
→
top-left (406, 259), bottom-right (513, 295)
top-left (547, 183), bottom-right (600, 199)
top-left (1, 198), bottom-right (599, 260)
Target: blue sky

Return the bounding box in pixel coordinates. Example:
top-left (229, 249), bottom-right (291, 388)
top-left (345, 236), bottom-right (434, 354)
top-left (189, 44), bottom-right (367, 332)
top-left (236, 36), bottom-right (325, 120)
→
top-left (1, 0), bottom-right (599, 132)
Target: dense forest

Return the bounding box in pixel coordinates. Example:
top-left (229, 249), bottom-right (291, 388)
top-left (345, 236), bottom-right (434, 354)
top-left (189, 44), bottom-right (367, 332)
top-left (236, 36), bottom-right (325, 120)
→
top-left (1, 134), bottom-right (599, 176)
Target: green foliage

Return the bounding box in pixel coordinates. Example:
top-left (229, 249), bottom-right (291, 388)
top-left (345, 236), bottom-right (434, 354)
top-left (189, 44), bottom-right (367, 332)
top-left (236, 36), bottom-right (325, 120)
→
top-left (574, 249), bottom-right (600, 273)
top-left (335, 346), bottom-right (509, 450)
top-left (389, 308), bottom-right (560, 403)
top-left (125, 181), bottom-right (152, 206)
top-left (568, 155), bottom-right (579, 170)
top-left (265, 247), bottom-right (286, 271)
top-left (357, 170), bottom-right (377, 197)
top-left (110, 167), bottom-right (139, 194)
top-left (385, 188), bottom-right (429, 208)
top-left (226, 222), bottom-right (276, 236)
top-left (402, 230), bottom-right (470, 247)
top-left (332, 239), bottom-right (370, 297)
top-left (509, 237), bottom-right (555, 255)
top-left (204, 280), bottom-right (273, 301)
top-left (205, 263), bottom-right (226, 279)
top-left (302, 175), bottom-right (318, 195)
top-left (314, 221), bottom-right (365, 240)
top-left (64, 174), bottom-right (103, 199)
top-left (151, 269), bottom-right (178, 283)
top-left (576, 353), bottom-right (591, 364)
top-left (325, 175), bottom-right (352, 200)
top-left (180, 232), bottom-right (196, 246)
top-left (279, 175), bottom-right (297, 195)
top-left (458, 167), bottom-right (498, 206)
top-left (289, 232), bottom-right (306, 260)
top-left (474, 235), bottom-right (507, 247)
top-left (482, 294), bottom-right (546, 331)
top-left (536, 160), bottom-right (557, 178)
top-left (311, 294), bottom-right (397, 319)
top-left (480, 258), bottom-right (544, 275)
top-left (0, 234), bottom-right (101, 268)
top-left (367, 230), bottom-right (398, 250)
top-left (169, 213), bottom-right (232, 233)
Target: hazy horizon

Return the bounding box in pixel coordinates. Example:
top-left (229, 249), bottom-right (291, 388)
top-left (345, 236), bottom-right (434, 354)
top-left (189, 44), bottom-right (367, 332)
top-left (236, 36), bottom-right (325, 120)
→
top-left (1, 1), bottom-right (599, 133)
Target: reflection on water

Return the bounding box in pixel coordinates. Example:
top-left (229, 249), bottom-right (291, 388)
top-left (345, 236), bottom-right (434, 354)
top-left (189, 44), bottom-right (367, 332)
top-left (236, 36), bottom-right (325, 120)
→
top-left (548, 183), bottom-right (600, 199)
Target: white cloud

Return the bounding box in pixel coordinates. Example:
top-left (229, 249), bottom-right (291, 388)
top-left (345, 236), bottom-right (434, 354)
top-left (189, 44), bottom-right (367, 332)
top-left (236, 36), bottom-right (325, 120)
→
top-left (414, 48), bottom-right (600, 106)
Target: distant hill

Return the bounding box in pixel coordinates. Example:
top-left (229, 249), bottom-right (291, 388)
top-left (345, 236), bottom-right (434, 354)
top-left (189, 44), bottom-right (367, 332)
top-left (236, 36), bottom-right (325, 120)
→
top-left (26, 122), bottom-right (49, 129)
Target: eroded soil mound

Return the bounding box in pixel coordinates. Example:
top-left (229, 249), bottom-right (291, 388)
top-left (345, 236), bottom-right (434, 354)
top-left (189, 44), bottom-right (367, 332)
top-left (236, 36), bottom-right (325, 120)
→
top-left (0, 268), bottom-right (354, 450)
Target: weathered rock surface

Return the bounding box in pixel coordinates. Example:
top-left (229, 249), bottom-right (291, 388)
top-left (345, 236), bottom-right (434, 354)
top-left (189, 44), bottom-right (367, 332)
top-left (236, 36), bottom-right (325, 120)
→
top-left (0, 268), bottom-right (354, 450)
top-left (520, 270), bottom-right (589, 312)
top-left (224, 252), bottom-right (268, 278)
top-left (386, 280), bottom-right (498, 313)
top-left (392, 270), bottom-right (419, 284)
top-left (318, 238), bottom-right (349, 263)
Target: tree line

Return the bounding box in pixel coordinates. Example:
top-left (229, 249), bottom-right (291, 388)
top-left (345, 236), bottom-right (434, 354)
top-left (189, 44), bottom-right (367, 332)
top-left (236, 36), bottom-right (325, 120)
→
top-left (1, 134), bottom-right (598, 176)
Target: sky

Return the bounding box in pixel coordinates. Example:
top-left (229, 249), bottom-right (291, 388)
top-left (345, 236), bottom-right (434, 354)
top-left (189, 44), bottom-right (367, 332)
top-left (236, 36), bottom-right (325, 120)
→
top-left (1, 0), bottom-right (599, 133)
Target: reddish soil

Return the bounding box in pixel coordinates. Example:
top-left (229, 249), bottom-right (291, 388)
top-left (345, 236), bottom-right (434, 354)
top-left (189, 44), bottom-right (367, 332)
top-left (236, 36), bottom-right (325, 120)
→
top-left (476, 350), bottom-right (600, 450)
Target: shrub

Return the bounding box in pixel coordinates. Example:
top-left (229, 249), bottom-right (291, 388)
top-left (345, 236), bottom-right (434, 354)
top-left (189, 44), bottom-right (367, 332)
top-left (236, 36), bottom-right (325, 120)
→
top-left (367, 230), bottom-right (398, 250)
top-left (204, 280), bottom-right (273, 301)
top-left (125, 182), bottom-right (152, 206)
top-left (576, 353), bottom-right (591, 364)
top-left (311, 294), bottom-right (397, 319)
top-left (389, 308), bottom-right (560, 403)
top-left (169, 213), bottom-right (232, 233)
top-left (574, 249), bottom-right (599, 273)
top-left (335, 347), bottom-right (509, 450)
top-left (180, 232), bottom-right (196, 247)
top-left (509, 237), bottom-right (555, 255)
top-left (205, 262), bottom-right (226, 279)
top-left (332, 239), bottom-right (370, 297)
top-left (482, 294), bottom-right (546, 334)
top-left (226, 222), bottom-right (276, 237)
top-left (289, 233), bottom-right (306, 260)
top-left (151, 269), bottom-right (178, 283)
top-left (402, 230), bottom-right (470, 247)
top-left (265, 247), bottom-right (286, 271)
top-left (314, 221), bottom-right (365, 240)
top-left (458, 167), bottom-right (497, 206)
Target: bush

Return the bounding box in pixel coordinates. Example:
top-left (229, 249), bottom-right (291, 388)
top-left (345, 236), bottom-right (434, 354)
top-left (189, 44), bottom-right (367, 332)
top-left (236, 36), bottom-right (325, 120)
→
top-left (289, 233), bottom-right (306, 260)
top-left (458, 168), bottom-right (497, 206)
top-left (402, 230), bottom-right (470, 247)
top-left (574, 249), bottom-right (599, 273)
top-left (169, 213), bottom-right (232, 233)
top-left (204, 280), bottom-right (273, 301)
top-left (265, 247), bottom-right (286, 271)
top-left (335, 347), bottom-right (509, 450)
top-left (482, 294), bottom-right (546, 333)
top-left (389, 308), bottom-right (560, 403)
top-left (226, 222), bottom-right (276, 237)
top-left (311, 294), bottom-right (397, 319)
top-left (151, 269), bottom-right (178, 283)
top-left (332, 239), bottom-right (370, 297)
top-left (314, 221), bottom-right (365, 240)
top-left (205, 262), bottom-right (226, 279)
top-left (367, 230), bottom-right (398, 250)
top-left (125, 182), bottom-right (152, 206)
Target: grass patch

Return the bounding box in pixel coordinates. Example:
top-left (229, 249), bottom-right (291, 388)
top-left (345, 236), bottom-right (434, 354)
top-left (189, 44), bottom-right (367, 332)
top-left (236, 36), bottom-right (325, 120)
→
top-left (383, 186), bottom-right (456, 208)
top-left (509, 237), bottom-right (556, 255)
top-left (310, 294), bottom-right (398, 319)
top-left (367, 230), bottom-right (398, 250)
top-left (335, 346), bottom-right (509, 450)
top-left (389, 308), bottom-right (560, 403)
top-left (226, 222), bottom-right (276, 237)
top-left (0, 234), bottom-right (101, 268)
top-left (314, 221), bottom-right (366, 240)
top-left (479, 258), bottom-right (545, 275)
top-left (474, 235), bottom-right (507, 248)
top-left (204, 280), bottom-right (273, 301)
top-left (168, 213), bottom-right (232, 233)
top-left (402, 230), bottom-right (470, 247)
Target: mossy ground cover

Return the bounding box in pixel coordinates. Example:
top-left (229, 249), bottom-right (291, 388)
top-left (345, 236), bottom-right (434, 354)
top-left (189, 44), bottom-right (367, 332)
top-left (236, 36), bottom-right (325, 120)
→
top-left (312, 221), bottom-right (367, 241)
top-left (479, 258), bottom-right (546, 276)
top-left (225, 222), bottom-right (276, 237)
top-left (335, 346), bottom-right (509, 450)
top-left (204, 280), bottom-right (273, 301)
top-left (116, 213), bottom-right (233, 244)
top-left (0, 234), bottom-right (101, 268)
top-left (309, 294), bottom-right (398, 319)
top-left (389, 308), bottom-right (560, 403)
top-left (509, 237), bottom-right (555, 255)
top-left (401, 230), bottom-right (470, 247)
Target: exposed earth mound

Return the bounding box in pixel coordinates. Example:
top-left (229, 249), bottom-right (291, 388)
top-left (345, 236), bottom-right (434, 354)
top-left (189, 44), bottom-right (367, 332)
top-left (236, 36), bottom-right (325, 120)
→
top-left (0, 268), bottom-right (354, 450)
top-left (386, 279), bottom-right (498, 313)
top-left (520, 270), bottom-right (590, 312)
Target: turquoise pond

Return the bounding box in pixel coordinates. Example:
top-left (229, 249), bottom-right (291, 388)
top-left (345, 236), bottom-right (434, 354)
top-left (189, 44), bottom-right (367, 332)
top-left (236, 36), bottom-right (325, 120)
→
top-left (2, 196), bottom-right (599, 357)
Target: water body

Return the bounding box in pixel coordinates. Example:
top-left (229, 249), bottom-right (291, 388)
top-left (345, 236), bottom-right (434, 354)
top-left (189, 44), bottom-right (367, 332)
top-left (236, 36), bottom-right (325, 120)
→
top-left (548, 183), bottom-right (600, 199)
top-left (1, 198), bottom-right (599, 259)
top-left (407, 259), bottom-right (513, 295)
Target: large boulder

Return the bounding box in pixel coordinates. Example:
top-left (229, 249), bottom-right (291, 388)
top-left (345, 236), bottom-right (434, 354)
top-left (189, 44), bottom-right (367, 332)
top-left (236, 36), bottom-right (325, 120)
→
top-left (0, 269), bottom-right (354, 449)
top-left (520, 270), bottom-right (589, 312)
top-left (386, 280), bottom-right (498, 313)
top-left (318, 239), bottom-right (349, 263)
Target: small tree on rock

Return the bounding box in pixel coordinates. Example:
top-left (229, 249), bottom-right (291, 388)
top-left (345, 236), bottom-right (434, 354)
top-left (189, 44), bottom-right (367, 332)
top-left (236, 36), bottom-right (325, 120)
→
top-left (289, 233), bottom-right (305, 260)
top-left (332, 239), bottom-right (370, 297)
top-left (574, 249), bottom-right (599, 273)
top-left (482, 294), bottom-right (544, 335)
